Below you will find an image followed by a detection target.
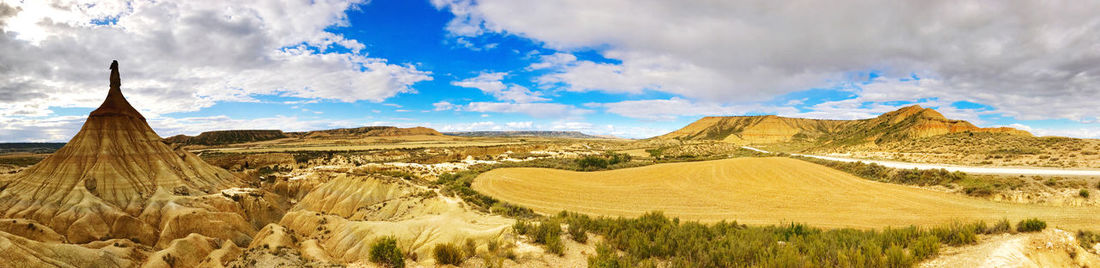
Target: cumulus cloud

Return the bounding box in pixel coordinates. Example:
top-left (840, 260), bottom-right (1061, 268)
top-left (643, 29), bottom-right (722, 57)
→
top-left (461, 102), bottom-right (590, 118)
top-left (0, 0), bottom-right (431, 119)
top-left (0, 114), bottom-right (364, 142)
top-left (1004, 124), bottom-right (1100, 139)
top-left (451, 72), bottom-right (548, 103)
top-left (594, 97), bottom-right (798, 121)
top-left (433, 0), bottom-right (1100, 124)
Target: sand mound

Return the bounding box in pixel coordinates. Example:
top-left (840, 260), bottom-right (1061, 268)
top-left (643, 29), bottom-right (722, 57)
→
top-left (278, 175), bottom-right (513, 264)
top-left (922, 229), bottom-right (1100, 267)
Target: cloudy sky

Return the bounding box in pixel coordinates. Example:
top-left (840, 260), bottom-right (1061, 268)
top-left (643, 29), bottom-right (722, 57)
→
top-left (2, 0), bottom-right (1099, 141)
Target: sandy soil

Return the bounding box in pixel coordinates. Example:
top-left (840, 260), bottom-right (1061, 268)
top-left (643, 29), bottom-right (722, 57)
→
top-left (473, 157), bottom-right (1100, 230)
top-left (921, 229), bottom-right (1100, 267)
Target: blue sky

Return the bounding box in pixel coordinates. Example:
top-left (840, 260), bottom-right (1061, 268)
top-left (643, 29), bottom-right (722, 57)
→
top-left (2, 0), bottom-right (1100, 141)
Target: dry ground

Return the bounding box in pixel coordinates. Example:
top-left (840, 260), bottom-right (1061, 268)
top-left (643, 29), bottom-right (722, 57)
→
top-left (473, 157), bottom-right (1100, 230)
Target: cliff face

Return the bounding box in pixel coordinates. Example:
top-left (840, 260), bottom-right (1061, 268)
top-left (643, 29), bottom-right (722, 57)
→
top-left (302, 126), bottom-right (442, 137)
top-left (658, 105), bottom-right (1032, 145)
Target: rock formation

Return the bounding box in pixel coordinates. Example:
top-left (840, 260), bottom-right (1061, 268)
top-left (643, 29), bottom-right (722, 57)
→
top-left (0, 60), bottom-right (243, 247)
top-left (658, 105), bottom-right (1032, 145)
top-left (299, 126), bottom-right (443, 138)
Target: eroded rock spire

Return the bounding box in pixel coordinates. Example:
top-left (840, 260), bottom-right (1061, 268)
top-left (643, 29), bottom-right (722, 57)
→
top-left (90, 60), bottom-right (144, 119)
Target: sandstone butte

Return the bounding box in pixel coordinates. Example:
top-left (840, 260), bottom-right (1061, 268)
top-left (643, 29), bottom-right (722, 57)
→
top-left (657, 104), bottom-right (1031, 145)
top-left (0, 61), bottom-right (266, 266)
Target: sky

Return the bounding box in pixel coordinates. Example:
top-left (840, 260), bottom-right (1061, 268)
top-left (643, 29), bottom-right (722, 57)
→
top-left (2, 0), bottom-right (1100, 142)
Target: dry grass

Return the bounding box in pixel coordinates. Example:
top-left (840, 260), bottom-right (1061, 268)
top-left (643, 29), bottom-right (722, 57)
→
top-left (473, 157), bottom-right (1100, 230)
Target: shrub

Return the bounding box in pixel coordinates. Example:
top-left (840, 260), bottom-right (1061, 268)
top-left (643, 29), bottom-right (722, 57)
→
top-left (1077, 230), bottom-right (1100, 249)
top-left (369, 237), bottom-right (404, 268)
top-left (433, 243), bottom-right (464, 265)
top-left (545, 233), bottom-right (565, 256)
top-left (463, 239), bottom-right (478, 259)
top-left (513, 220), bottom-right (530, 235)
top-left (910, 235), bottom-right (940, 260)
top-left (931, 222), bottom-right (977, 246)
top-left (989, 218), bottom-right (1013, 234)
top-left (884, 244), bottom-right (911, 268)
top-left (1080, 189), bottom-right (1090, 198)
top-left (1016, 218), bottom-right (1047, 232)
top-left (568, 222), bottom-right (588, 244)
top-left (576, 156), bottom-right (610, 169)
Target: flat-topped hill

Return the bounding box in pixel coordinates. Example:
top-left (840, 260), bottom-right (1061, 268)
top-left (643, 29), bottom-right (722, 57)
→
top-left (165, 130), bottom-right (288, 145)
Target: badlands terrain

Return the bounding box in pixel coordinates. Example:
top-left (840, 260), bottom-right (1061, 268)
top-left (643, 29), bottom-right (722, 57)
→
top-left (1, 62), bottom-right (1099, 267)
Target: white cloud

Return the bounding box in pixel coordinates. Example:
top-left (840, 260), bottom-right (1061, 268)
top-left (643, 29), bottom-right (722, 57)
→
top-left (461, 102), bottom-right (590, 118)
top-left (594, 97), bottom-right (798, 121)
top-left (451, 72), bottom-right (548, 103)
top-left (0, 0), bottom-right (430, 120)
top-left (506, 121), bottom-right (533, 129)
top-left (432, 0), bottom-right (1100, 124)
top-left (0, 114), bottom-right (366, 142)
top-left (432, 101), bottom-right (456, 111)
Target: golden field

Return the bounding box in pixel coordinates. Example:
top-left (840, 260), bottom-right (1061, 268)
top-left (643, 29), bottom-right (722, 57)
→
top-left (474, 157), bottom-right (1100, 230)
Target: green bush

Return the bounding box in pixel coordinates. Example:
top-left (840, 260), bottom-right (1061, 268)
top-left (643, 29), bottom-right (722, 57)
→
top-left (576, 156), bottom-right (609, 169)
top-left (1077, 230), bottom-right (1100, 249)
top-left (989, 218), bottom-right (1013, 234)
top-left (556, 211), bottom-right (991, 267)
top-left (545, 233), bottom-right (565, 256)
top-left (568, 222), bottom-right (588, 244)
top-left (1017, 218), bottom-right (1047, 232)
top-left (910, 235), bottom-right (940, 260)
top-left (463, 239), bottom-right (478, 259)
top-left (369, 237), bottom-right (404, 268)
top-left (433, 243), bottom-right (464, 265)
top-left (513, 220), bottom-right (530, 235)
top-left (884, 244), bottom-right (911, 268)
top-left (931, 222), bottom-right (977, 246)
top-left (1081, 189), bottom-right (1090, 198)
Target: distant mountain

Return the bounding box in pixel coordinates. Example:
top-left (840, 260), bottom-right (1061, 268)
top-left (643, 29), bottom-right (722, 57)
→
top-left (657, 105), bottom-right (1031, 145)
top-left (165, 130), bottom-right (288, 145)
top-left (445, 131), bottom-right (618, 139)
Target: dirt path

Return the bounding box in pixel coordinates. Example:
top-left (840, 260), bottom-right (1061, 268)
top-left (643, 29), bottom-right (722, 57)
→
top-left (742, 146), bottom-right (1100, 176)
top-left (473, 157), bottom-right (1100, 230)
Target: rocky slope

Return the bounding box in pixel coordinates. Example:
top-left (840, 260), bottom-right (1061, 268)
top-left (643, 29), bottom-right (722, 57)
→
top-left (658, 105), bottom-right (1032, 145)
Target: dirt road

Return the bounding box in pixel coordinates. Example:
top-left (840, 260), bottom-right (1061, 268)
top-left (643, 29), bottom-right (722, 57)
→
top-left (742, 146), bottom-right (1100, 176)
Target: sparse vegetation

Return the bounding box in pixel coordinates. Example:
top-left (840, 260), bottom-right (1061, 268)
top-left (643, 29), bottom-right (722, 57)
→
top-left (515, 219), bottom-right (565, 255)
top-left (793, 156), bottom-right (967, 186)
top-left (1081, 189), bottom-right (1091, 198)
top-left (1077, 230), bottom-right (1100, 249)
top-left (543, 211), bottom-right (1018, 268)
top-left (433, 243), bottom-right (465, 265)
top-left (435, 170), bottom-right (536, 218)
top-left (576, 152), bottom-right (633, 170)
top-left (1016, 218), bottom-right (1047, 232)
top-left (369, 237), bottom-right (404, 268)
